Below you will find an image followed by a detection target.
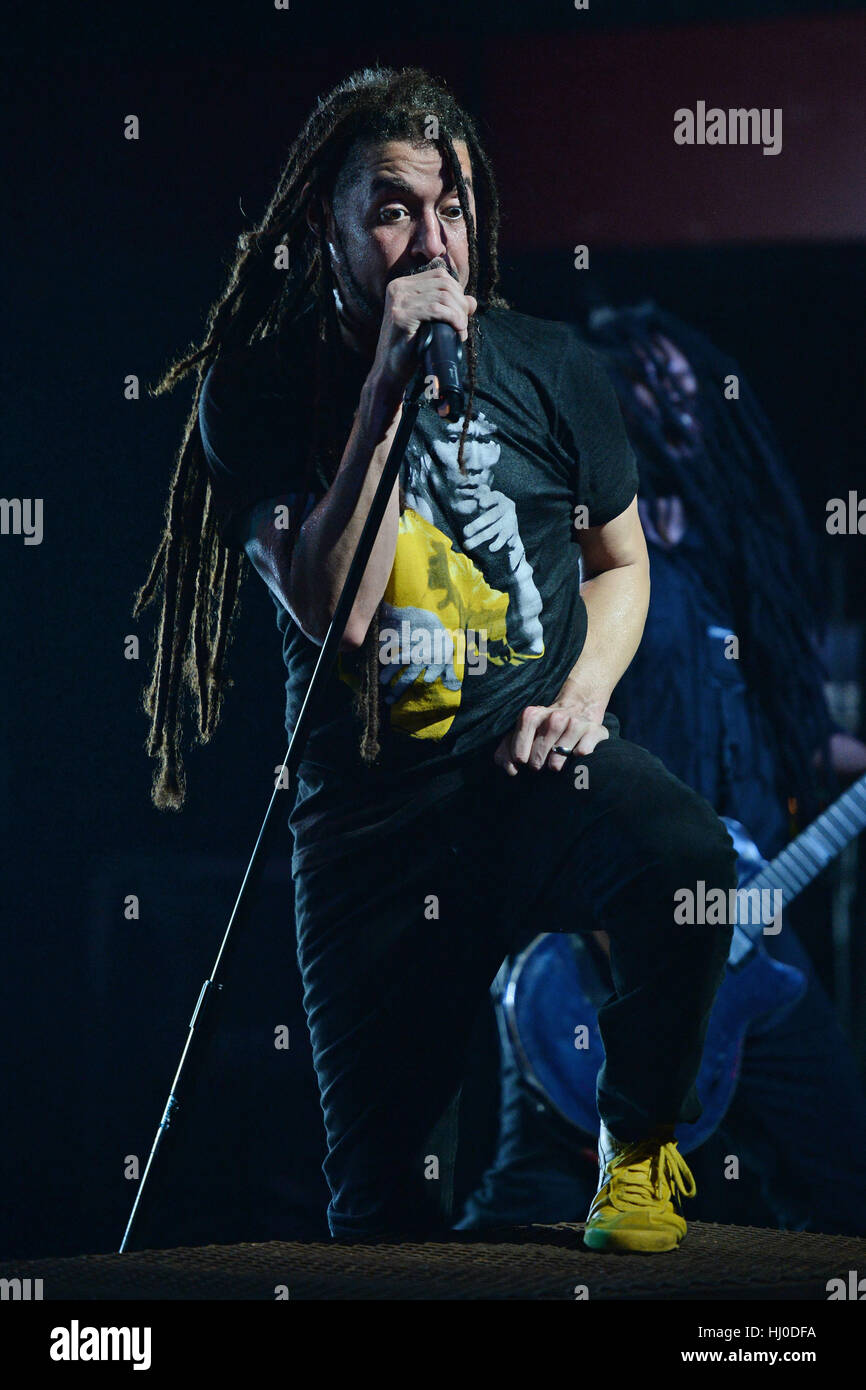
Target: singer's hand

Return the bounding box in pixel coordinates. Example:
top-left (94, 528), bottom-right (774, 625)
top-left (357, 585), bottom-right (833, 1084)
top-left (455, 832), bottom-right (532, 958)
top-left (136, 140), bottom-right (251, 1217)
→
top-left (370, 264), bottom-right (476, 400)
top-left (493, 702), bottom-right (609, 776)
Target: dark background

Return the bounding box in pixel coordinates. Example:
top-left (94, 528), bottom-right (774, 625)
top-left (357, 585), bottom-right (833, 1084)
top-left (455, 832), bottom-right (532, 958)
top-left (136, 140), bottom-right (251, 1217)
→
top-left (3, 0), bottom-right (865, 1259)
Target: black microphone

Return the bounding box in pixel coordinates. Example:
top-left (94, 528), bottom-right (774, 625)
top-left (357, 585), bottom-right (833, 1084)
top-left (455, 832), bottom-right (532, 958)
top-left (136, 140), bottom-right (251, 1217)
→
top-left (410, 257), bottom-right (466, 419)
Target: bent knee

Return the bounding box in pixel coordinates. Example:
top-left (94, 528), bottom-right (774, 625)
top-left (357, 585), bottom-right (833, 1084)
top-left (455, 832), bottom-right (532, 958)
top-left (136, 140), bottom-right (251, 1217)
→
top-left (631, 791), bottom-right (738, 896)
top-left (664, 811), bottom-right (738, 895)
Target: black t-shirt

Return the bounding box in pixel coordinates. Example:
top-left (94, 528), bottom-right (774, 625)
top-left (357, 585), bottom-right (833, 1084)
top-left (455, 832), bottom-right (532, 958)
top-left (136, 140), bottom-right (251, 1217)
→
top-left (199, 303), bottom-right (638, 867)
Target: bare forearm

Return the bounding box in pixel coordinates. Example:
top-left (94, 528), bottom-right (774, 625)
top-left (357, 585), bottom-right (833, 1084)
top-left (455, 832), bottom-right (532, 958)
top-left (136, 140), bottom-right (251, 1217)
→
top-left (556, 561), bottom-right (650, 720)
top-left (493, 501), bottom-right (648, 776)
top-left (288, 371), bottom-right (404, 647)
top-left (271, 264), bottom-right (476, 648)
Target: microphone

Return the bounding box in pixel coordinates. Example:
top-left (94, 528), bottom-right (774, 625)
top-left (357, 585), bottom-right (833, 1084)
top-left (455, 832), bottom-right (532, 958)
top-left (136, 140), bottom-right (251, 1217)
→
top-left (410, 257), bottom-right (466, 419)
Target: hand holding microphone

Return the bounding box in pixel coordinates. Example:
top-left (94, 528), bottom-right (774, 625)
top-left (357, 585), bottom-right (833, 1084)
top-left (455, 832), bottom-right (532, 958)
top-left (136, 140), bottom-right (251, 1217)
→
top-left (410, 256), bottom-right (469, 418)
top-left (370, 256), bottom-right (476, 418)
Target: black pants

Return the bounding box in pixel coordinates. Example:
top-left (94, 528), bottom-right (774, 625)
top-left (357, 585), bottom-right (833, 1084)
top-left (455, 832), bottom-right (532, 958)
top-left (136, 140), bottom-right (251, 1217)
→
top-left (292, 717), bottom-right (737, 1239)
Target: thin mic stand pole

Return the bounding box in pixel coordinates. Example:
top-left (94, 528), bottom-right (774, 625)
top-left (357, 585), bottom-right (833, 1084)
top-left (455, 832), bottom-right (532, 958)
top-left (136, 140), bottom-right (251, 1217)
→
top-left (120, 364), bottom-right (429, 1254)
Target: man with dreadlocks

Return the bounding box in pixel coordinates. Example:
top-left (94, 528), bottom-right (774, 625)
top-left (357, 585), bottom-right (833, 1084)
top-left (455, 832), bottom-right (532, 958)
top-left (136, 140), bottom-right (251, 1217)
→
top-left (458, 302), bottom-right (866, 1238)
top-left (136, 68), bottom-right (738, 1248)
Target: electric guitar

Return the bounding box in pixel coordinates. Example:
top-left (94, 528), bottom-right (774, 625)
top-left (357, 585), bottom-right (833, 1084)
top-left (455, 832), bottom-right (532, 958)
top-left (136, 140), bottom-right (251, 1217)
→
top-left (501, 773), bottom-right (866, 1153)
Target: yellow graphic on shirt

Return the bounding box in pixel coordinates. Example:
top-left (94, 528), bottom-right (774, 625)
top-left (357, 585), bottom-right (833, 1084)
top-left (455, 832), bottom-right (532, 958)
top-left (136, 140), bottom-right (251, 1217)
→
top-left (338, 507), bottom-right (544, 741)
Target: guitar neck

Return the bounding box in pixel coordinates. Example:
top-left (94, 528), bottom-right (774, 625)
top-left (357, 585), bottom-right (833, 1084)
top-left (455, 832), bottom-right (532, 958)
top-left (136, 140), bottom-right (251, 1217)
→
top-left (748, 772), bottom-right (866, 904)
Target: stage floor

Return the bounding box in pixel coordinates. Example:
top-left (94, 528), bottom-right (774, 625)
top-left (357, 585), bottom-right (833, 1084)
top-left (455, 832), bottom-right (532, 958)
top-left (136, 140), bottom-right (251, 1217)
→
top-left (3, 1222), bottom-right (865, 1300)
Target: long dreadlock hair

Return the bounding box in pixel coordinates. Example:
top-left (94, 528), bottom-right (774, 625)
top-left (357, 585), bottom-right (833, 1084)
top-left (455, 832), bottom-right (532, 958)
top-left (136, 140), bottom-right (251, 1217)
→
top-left (587, 300), bottom-right (833, 819)
top-left (133, 66), bottom-right (508, 810)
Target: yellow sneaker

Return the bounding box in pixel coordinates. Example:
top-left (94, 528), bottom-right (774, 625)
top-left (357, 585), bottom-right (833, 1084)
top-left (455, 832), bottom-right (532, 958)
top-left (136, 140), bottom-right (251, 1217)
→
top-left (583, 1123), bottom-right (697, 1253)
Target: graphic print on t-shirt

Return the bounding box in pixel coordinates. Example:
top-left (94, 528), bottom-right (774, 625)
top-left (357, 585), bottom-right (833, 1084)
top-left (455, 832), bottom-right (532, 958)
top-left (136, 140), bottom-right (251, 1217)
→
top-left (338, 410), bottom-right (545, 741)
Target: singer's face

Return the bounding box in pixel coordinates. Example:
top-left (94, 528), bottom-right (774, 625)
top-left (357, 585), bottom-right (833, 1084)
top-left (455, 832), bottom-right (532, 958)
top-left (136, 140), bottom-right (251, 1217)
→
top-left (325, 138), bottom-right (475, 344)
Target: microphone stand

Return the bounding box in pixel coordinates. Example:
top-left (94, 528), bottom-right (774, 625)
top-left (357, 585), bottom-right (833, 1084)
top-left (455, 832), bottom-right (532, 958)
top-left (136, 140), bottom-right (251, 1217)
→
top-left (120, 360), bottom-right (431, 1253)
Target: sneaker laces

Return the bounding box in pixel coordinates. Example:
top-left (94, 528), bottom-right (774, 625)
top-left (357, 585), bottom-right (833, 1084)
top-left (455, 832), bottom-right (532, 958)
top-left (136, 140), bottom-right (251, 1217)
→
top-left (603, 1138), bottom-right (696, 1212)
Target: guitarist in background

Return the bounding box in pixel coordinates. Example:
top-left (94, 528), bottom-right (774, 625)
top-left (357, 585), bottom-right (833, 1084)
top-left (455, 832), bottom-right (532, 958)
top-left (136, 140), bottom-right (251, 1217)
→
top-left (458, 303), bottom-right (866, 1237)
